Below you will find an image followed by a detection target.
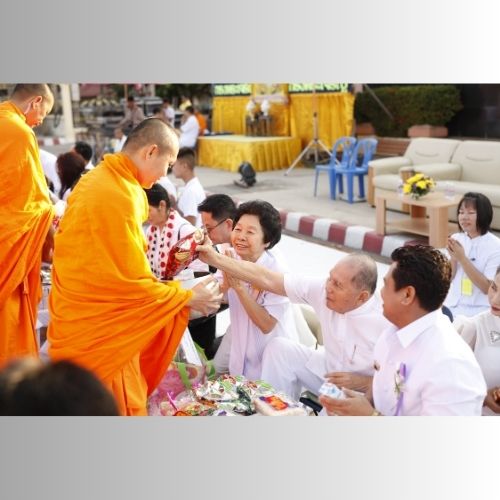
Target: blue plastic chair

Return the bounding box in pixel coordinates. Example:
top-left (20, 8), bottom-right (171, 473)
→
top-left (334, 138), bottom-right (378, 203)
top-left (313, 137), bottom-right (357, 199)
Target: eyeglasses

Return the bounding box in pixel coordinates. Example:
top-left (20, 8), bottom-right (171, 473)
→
top-left (202, 219), bottom-right (226, 234)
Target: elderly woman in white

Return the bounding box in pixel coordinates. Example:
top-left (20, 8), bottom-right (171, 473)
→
top-left (222, 200), bottom-right (298, 380)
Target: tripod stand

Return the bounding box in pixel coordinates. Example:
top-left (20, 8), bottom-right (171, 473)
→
top-left (284, 90), bottom-right (331, 176)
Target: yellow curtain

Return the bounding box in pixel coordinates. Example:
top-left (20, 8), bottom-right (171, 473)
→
top-left (211, 96), bottom-right (248, 134)
top-left (289, 92), bottom-right (355, 148)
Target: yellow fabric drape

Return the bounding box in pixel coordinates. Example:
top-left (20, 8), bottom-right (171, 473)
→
top-left (211, 92), bottom-right (354, 144)
top-left (289, 92), bottom-right (355, 149)
top-left (211, 96), bottom-right (248, 134)
top-left (198, 136), bottom-right (301, 172)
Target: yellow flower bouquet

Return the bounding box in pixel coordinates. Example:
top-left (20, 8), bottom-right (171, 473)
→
top-left (402, 173), bottom-right (435, 199)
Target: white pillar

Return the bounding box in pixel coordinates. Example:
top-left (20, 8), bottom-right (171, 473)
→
top-left (60, 84), bottom-right (75, 142)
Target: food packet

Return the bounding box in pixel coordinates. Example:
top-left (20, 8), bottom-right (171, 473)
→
top-left (164, 228), bottom-right (205, 279)
top-left (253, 394), bottom-right (307, 416)
top-left (318, 382), bottom-right (345, 399)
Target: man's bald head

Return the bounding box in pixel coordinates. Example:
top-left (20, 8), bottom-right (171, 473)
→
top-left (123, 118), bottom-right (178, 155)
top-left (11, 84), bottom-right (54, 128)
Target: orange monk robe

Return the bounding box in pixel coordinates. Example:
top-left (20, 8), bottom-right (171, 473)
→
top-left (0, 101), bottom-right (54, 367)
top-left (195, 112), bottom-right (207, 136)
top-left (48, 153), bottom-right (193, 416)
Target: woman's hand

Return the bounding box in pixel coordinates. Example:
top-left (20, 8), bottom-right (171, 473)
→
top-left (484, 387), bottom-right (500, 414)
top-left (447, 237), bottom-right (466, 263)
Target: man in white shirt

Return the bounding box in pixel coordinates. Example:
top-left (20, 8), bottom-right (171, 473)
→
top-left (162, 98), bottom-right (175, 127)
top-left (319, 245), bottom-right (487, 416)
top-left (195, 246), bottom-right (391, 400)
top-left (39, 148), bottom-right (61, 195)
top-left (178, 106), bottom-right (199, 149)
top-left (172, 147), bottom-right (205, 227)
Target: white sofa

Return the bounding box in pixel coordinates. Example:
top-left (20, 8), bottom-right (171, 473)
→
top-left (369, 138), bottom-right (500, 230)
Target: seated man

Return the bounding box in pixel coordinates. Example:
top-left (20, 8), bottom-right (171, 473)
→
top-left (320, 245), bottom-right (487, 416)
top-left (196, 244), bottom-right (391, 399)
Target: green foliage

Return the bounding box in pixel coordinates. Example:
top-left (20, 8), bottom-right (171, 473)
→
top-left (354, 85), bottom-right (463, 137)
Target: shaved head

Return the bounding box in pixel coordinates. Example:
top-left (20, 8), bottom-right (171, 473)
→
top-left (12, 84), bottom-right (53, 104)
top-left (123, 118), bottom-right (178, 155)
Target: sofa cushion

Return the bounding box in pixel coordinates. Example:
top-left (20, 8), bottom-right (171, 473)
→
top-left (404, 163), bottom-right (462, 180)
top-left (405, 138), bottom-right (461, 166)
top-left (451, 140), bottom-right (500, 184)
top-left (372, 174), bottom-right (401, 191)
top-left (435, 181), bottom-right (500, 207)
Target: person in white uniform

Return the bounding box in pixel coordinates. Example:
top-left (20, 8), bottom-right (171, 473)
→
top-left (445, 192), bottom-right (500, 318)
top-left (454, 265), bottom-right (500, 415)
top-left (172, 147), bottom-right (205, 227)
top-left (221, 200), bottom-right (298, 380)
top-left (319, 245), bottom-right (486, 416)
top-left (197, 242), bottom-right (390, 399)
top-left (178, 106), bottom-right (199, 148)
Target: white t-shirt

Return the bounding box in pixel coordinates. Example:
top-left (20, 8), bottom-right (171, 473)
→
top-left (445, 231), bottom-right (500, 317)
top-left (39, 148), bottom-right (61, 194)
top-left (179, 115), bottom-right (200, 148)
top-left (284, 274), bottom-right (390, 378)
top-left (372, 309), bottom-right (486, 416)
top-left (454, 311), bottom-right (500, 415)
top-left (157, 175), bottom-right (178, 202)
top-left (228, 250), bottom-right (298, 380)
top-left (177, 177), bottom-right (205, 227)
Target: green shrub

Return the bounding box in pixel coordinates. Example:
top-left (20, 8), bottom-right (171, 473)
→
top-left (354, 85), bottom-right (463, 137)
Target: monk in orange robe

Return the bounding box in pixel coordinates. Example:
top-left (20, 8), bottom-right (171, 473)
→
top-left (48, 119), bottom-right (221, 416)
top-left (0, 84), bottom-right (55, 367)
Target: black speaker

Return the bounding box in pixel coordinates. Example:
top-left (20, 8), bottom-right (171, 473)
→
top-left (234, 161), bottom-right (256, 188)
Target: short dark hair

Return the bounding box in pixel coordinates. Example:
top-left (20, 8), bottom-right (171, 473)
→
top-left (391, 244), bottom-right (451, 312)
top-left (177, 147), bottom-right (195, 169)
top-left (198, 194), bottom-right (237, 222)
top-left (457, 192), bottom-right (493, 235)
top-left (1, 360), bottom-right (119, 416)
top-left (144, 183), bottom-right (171, 209)
top-left (233, 200), bottom-right (282, 249)
top-left (127, 96), bottom-right (135, 103)
top-left (73, 141), bottom-right (93, 162)
top-left (185, 105), bottom-right (195, 114)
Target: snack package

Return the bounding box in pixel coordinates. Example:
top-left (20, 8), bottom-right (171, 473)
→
top-left (318, 382), bottom-right (345, 399)
top-left (253, 394), bottom-right (307, 416)
top-left (164, 228), bottom-right (205, 279)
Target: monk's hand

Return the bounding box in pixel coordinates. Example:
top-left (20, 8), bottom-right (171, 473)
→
top-left (484, 387), bottom-right (500, 414)
top-left (319, 389), bottom-right (374, 416)
top-left (41, 225), bottom-right (55, 263)
top-left (324, 372), bottom-right (372, 393)
top-left (189, 276), bottom-right (223, 316)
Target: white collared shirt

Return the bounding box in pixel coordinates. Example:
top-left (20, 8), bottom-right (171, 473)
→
top-left (373, 309), bottom-right (486, 416)
top-left (445, 231), bottom-right (500, 316)
top-left (284, 275), bottom-right (391, 378)
top-left (454, 311), bottom-right (500, 416)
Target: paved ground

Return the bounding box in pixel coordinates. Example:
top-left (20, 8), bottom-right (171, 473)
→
top-left (42, 142), bottom-right (483, 260)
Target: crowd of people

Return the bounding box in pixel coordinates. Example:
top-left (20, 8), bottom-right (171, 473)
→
top-left (1, 84), bottom-right (500, 416)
